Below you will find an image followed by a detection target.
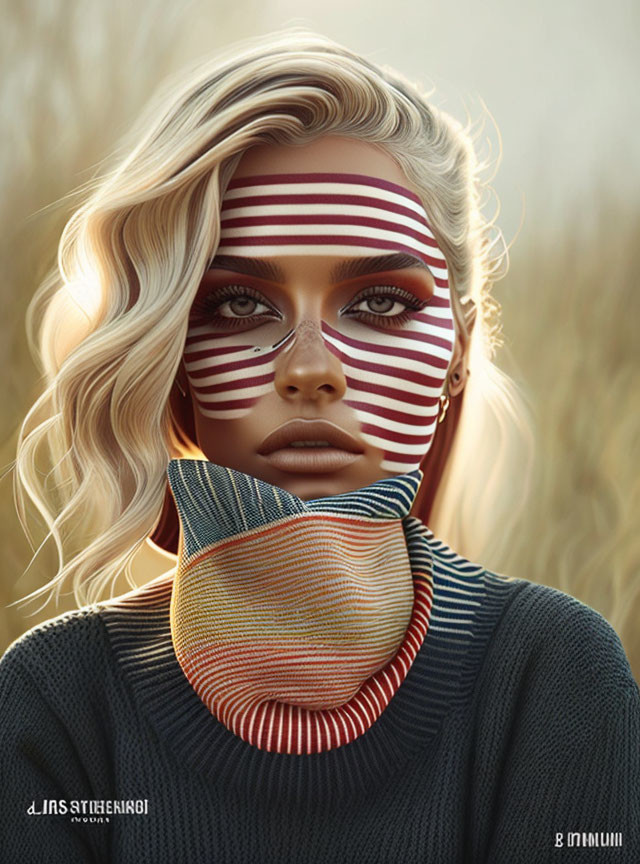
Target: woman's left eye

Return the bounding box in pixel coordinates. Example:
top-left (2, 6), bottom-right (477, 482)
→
top-left (348, 296), bottom-right (410, 316)
top-left (343, 286), bottom-right (425, 321)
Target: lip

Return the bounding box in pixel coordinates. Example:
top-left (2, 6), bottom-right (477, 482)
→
top-left (257, 419), bottom-right (364, 474)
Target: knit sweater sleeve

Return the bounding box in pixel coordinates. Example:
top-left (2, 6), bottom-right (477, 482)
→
top-left (0, 617), bottom-right (110, 864)
top-left (470, 583), bottom-right (640, 863)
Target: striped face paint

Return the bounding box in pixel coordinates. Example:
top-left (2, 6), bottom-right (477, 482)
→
top-left (183, 327), bottom-right (294, 420)
top-left (184, 172), bottom-right (455, 474)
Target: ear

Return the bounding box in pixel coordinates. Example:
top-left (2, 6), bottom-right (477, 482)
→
top-left (447, 297), bottom-right (476, 398)
top-left (170, 360), bottom-right (200, 456)
top-left (152, 360), bottom-right (204, 553)
top-left (410, 296), bottom-right (476, 523)
top-left (175, 358), bottom-right (190, 396)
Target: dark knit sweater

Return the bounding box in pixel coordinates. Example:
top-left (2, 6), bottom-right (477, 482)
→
top-left (1, 470), bottom-right (639, 862)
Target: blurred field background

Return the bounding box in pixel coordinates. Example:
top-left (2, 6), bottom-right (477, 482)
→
top-left (1, 0), bottom-right (638, 678)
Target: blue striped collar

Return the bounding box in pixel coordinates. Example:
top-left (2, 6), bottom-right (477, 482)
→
top-left (167, 458), bottom-right (423, 559)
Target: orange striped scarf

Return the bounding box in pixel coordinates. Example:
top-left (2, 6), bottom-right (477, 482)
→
top-left (167, 459), bottom-right (433, 754)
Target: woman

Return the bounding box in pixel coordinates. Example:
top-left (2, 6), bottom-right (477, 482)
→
top-left (2, 31), bottom-right (638, 863)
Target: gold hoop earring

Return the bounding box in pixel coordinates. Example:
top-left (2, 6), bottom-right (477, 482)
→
top-left (437, 393), bottom-right (450, 424)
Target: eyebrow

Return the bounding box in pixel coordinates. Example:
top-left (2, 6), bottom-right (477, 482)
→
top-left (208, 253), bottom-right (432, 283)
top-left (208, 255), bottom-right (283, 281)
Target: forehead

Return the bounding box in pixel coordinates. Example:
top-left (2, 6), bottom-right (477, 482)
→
top-left (216, 172), bottom-right (446, 284)
top-left (232, 137), bottom-right (413, 190)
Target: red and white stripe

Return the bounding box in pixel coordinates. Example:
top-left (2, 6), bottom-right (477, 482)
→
top-left (321, 285), bottom-right (454, 473)
top-left (218, 172), bottom-right (446, 272)
top-left (184, 329), bottom-right (293, 419)
top-left (184, 173), bottom-right (454, 471)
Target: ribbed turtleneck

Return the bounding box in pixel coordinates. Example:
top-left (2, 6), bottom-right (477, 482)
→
top-left (98, 459), bottom-right (516, 807)
top-left (165, 460), bottom-right (431, 755)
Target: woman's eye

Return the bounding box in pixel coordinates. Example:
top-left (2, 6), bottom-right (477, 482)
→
top-left (341, 285), bottom-right (426, 326)
top-left (190, 284), bottom-right (281, 325)
top-left (217, 295), bottom-right (272, 318)
top-left (350, 296), bottom-right (408, 316)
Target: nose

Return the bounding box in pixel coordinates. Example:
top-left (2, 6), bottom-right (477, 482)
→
top-left (274, 320), bottom-right (347, 403)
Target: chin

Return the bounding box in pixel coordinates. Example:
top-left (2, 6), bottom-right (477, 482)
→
top-left (275, 475), bottom-right (357, 500)
top-left (262, 464), bottom-right (393, 499)
top-left (244, 459), bottom-right (382, 499)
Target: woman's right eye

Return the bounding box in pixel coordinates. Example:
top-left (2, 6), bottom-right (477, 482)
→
top-left (217, 295), bottom-right (271, 318)
top-left (190, 285), bottom-right (281, 324)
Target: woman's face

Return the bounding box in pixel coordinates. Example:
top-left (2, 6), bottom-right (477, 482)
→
top-left (180, 136), bottom-right (461, 499)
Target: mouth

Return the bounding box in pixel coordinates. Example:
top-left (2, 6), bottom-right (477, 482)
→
top-left (257, 419), bottom-right (364, 474)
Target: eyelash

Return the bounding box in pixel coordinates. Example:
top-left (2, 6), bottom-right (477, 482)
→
top-left (189, 285), bottom-right (281, 328)
top-left (189, 283), bottom-right (427, 328)
top-left (341, 284), bottom-right (427, 326)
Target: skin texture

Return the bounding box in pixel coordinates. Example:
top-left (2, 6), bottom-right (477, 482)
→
top-left (174, 137), bottom-right (473, 500)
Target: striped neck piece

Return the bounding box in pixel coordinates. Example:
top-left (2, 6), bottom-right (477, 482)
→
top-left (167, 458), bottom-right (434, 755)
top-left (217, 172), bottom-right (448, 280)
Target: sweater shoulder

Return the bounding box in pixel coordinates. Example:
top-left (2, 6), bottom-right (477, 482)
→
top-left (481, 577), bottom-right (638, 700)
top-left (0, 603), bottom-right (111, 695)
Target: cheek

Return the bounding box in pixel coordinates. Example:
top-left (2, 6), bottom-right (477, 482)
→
top-left (183, 299), bottom-right (456, 475)
top-left (183, 325), bottom-right (281, 420)
top-left (321, 300), bottom-right (455, 474)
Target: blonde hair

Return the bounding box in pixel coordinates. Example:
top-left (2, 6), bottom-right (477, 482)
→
top-left (14, 29), bottom-right (534, 608)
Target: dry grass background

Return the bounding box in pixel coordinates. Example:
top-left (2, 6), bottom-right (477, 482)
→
top-left (495, 201), bottom-right (640, 679)
top-left (1, 1), bottom-right (638, 681)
